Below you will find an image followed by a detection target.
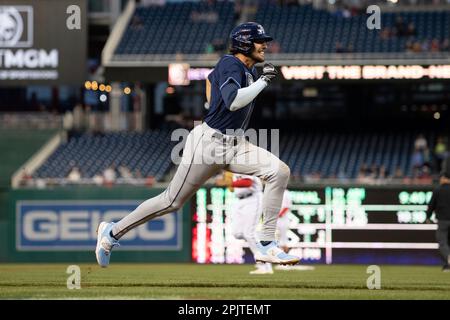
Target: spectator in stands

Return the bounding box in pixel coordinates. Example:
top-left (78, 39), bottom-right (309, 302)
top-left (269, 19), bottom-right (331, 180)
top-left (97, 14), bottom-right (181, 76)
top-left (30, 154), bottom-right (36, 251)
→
top-left (63, 111), bottom-right (74, 130)
top-left (441, 39), bottom-right (450, 52)
top-left (135, 169), bottom-right (143, 179)
top-left (341, 6), bottom-right (351, 18)
top-left (335, 42), bottom-right (346, 53)
top-left (72, 103), bottom-right (85, 131)
top-left (394, 16), bottom-right (407, 37)
top-left (423, 146), bottom-right (432, 168)
top-left (380, 27), bottom-right (392, 40)
top-left (412, 41), bottom-right (422, 52)
top-left (67, 166), bottom-right (81, 182)
top-left (406, 40), bottom-right (414, 52)
top-left (377, 165), bottom-right (388, 185)
top-left (119, 165), bottom-right (134, 181)
top-left (434, 136), bottom-right (448, 172)
top-left (93, 173), bottom-right (103, 186)
top-left (304, 171), bottom-right (321, 183)
top-left (410, 166), bottom-right (421, 184)
top-left (411, 147), bottom-right (425, 170)
top-left (368, 164), bottom-right (379, 183)
top-left (406, 22), bottom-right (417, 37)
top-left (418, 164), bottom-right (433, 185)
top-left (390, 166), bottom-right (405, 184)
top-left (430, 39), bottom-right (441, 52)
top-left (357, 163), bottom-right (376, 184)
top-left (357, 163), bottom-right (368, 183)
top-left (103, 165), bottom-right (117, 186)
top-left (291, 172), bottom-right (303, 183)
top-left (415, 134), bottom-right (428, 151)
top-left (334, 42), bottom-right (353, 53)
top-left (19, 169), bottom-right (34, 187)
top-left (421, 40), bottom-right (430, 52)
top-left (337, 169), bottom-right (349, 184)
top-left (267, 40), bottom-right (281, 54)
top-left (146, 176), bottom-right (156, 187)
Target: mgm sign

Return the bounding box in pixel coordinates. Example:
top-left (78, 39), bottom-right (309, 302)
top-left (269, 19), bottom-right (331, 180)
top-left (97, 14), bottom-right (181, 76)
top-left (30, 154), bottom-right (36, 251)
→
top-left (0, 1), bottom-right (86, 85)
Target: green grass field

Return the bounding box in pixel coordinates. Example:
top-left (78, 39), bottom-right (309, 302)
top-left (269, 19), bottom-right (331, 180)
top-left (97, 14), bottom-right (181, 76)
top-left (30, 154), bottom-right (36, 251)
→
top-left (0, 263), bottom-right (449, 299)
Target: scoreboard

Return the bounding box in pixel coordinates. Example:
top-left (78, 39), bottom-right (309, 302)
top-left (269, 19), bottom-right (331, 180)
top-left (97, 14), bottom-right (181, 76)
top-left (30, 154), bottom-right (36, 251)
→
top-left (192, 186), bottom-right (440, 265)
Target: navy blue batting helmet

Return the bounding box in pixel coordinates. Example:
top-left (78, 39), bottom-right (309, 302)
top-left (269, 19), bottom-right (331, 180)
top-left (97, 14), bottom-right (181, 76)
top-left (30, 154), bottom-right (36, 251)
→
top-left (229, 22), bottom-right (273, 55)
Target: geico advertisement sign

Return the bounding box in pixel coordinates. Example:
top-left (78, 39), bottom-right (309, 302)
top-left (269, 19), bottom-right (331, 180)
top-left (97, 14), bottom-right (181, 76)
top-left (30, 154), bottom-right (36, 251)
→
top-left (16, 201), bottom-right (182, 251)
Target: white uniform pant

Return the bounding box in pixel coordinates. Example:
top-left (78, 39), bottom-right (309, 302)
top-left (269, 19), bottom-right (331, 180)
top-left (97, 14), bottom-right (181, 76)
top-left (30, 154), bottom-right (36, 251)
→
top-left (276, 214), bottom-right (290, 247)
top-left (231, 193), bottom-right (263, 257)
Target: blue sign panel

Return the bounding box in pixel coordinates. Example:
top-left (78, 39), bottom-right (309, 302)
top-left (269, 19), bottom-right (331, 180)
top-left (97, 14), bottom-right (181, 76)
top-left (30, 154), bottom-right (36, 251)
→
top-left (16, 201), bottom-right (182, 251)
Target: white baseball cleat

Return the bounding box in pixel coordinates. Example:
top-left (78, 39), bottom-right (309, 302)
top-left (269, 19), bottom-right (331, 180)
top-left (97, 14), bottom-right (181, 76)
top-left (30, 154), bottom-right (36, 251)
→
top-left (95, 221), bottom-right (120, 268)
top-left (255, 241), bottom-right (300, 265)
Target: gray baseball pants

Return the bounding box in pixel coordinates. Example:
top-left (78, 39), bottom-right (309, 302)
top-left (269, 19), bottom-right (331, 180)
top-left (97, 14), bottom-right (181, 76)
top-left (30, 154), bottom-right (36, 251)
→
top-left (112, 122), bottom-right (290, 241)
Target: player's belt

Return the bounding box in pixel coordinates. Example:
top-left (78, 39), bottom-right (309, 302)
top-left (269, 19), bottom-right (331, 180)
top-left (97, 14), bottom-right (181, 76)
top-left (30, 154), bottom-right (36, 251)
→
top-left (237, 193), bottom-right (253, 199)
top-left (212, 132), bottom-right (239, 146)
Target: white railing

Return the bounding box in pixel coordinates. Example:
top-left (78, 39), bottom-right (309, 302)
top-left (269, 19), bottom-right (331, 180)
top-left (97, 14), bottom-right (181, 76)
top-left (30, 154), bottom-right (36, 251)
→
top-left (20, 177), bottom-right (160, 189)
top-left (62, 110), bottom-right (144, 132)
top-left (108, 52), bottom-right (450, 67)
top-left (0, 112), bottom-right (63, 130)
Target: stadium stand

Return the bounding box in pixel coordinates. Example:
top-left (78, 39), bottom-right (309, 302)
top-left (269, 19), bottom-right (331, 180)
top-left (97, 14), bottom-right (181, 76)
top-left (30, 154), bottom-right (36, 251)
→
top-left (116, 1), bottom-right (235, 55)
top-left (114, 2), bottom-right (450, 56)
top-left (30, 128), bottom-right (446, 185)
top-left (34, 131), bottom-right (177, 182)
top-left (280, 131), bottom-right (438, 180)
top-left (255, 3), bottom-right (450, 54)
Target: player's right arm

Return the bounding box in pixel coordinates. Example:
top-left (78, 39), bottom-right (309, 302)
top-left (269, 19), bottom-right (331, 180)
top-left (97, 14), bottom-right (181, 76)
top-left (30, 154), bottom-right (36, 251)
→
top-left (223, 80), bottom-right (267, 111)
top-left (219, 61), bottom-right (277, 112)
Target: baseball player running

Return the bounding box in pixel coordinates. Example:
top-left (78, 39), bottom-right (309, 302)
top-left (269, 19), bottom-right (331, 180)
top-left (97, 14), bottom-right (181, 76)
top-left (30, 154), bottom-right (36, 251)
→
top-left (96, 22), bottom-right (300, 267)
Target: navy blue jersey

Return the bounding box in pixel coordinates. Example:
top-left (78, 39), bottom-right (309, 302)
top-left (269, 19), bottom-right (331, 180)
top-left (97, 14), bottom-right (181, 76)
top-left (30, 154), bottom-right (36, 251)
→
top-left (204, 55), bottom-right (258, 134)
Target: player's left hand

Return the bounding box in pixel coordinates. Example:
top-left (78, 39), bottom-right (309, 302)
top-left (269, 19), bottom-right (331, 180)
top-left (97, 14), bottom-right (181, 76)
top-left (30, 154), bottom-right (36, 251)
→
top-left (261, 63), bottom-right (278, 83)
